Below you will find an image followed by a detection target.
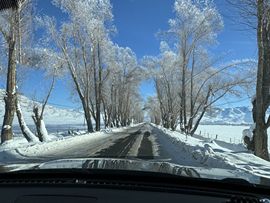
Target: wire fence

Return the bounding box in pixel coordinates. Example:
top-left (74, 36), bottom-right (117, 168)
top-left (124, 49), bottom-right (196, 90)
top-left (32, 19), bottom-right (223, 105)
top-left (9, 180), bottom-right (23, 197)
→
top-left (197, 129), bottom-right (243, 144)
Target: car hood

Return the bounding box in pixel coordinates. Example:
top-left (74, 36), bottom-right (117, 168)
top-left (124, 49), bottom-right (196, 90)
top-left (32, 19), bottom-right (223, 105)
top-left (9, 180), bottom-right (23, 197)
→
top-left (0, 158), bottom-right (265, 185)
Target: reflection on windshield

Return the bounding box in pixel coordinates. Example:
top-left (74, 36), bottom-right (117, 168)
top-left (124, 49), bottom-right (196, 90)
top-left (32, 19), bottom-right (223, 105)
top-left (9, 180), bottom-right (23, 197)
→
top-left (0, 0), bottom-right (269, 186)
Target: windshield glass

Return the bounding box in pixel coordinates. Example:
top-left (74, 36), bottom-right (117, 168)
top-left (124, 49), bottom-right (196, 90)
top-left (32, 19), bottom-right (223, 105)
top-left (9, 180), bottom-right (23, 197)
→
top-left (0, 0), bottom-right (270, 186)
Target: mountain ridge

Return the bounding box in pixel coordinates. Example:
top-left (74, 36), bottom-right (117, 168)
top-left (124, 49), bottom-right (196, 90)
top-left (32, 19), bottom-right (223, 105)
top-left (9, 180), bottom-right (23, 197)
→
top-left (0, 89), bottom-right (255, 126)
top-left (202, 106), bottom-right (254, 125)
top-left (0, 89), bottom-right (84, 125)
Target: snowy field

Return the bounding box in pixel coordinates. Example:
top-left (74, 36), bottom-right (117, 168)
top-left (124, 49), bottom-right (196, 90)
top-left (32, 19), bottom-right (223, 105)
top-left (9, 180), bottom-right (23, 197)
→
top-left (196, 125), bottom-right (270, 150)
top-left (196, 125), bottom-right (247, 144)
top-left (156, 125), bottom-right (270, 184)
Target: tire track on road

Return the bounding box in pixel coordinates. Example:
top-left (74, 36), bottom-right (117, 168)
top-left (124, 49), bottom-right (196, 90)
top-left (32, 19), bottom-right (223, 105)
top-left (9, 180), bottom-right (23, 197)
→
top-left (95, 130), bottom-right (141, 158)
top-left (137, 132), bottom-right (154, 159)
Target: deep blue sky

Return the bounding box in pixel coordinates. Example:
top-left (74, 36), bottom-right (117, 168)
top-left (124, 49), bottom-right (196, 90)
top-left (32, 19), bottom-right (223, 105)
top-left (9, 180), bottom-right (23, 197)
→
top-left (19, 0), bottom-right (257, 109)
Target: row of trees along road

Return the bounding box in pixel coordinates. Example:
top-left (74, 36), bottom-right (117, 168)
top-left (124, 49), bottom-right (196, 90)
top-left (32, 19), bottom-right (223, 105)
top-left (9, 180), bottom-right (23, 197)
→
top-left (145, 0), bottom-right (270, 161)
top-left (0, 0), bottom-right (144, 144)
top-left (144, 0), bottom-right (254, 135)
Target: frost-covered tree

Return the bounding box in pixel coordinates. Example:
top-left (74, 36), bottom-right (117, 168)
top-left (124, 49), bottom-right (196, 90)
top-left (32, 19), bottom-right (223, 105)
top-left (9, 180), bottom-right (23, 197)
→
top-left (0, 0), bottom-right (34, 143)
top-left (39, 0), bottom-right (143, 131)
top-left (102, 45), bottom-right (143, 127)
top-left (15, 95), bottom-right (39, 143)
top-left (145, 0), bottom-right (255, 134)
top-left (39, 0), bottom-right (115, 132)
top-left (166, 0), bottom-right (223, 132)
top-left (145, 96), bottom-right (161, 125)
top-left (0, 0), bottom-right (55, 143)
top-left (0, 3), bottom-right (19, 143)
top-left (25, 48), bottom-right (64, 142)
top-left (228, 0), bottom-right (270, 161)
top-left (143, 44), bottom-right (180, 130)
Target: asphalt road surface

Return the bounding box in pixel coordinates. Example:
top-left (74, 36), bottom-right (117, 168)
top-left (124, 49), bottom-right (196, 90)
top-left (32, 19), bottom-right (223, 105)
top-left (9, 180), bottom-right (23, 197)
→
top-left (93, 123), bottom-right (179, 162)
top-left (37, 123), bottom-right (166, 160)
top-left (0, 123), bottom-right (180, 172)
top-left (96, 124), bottom-right (155, 159)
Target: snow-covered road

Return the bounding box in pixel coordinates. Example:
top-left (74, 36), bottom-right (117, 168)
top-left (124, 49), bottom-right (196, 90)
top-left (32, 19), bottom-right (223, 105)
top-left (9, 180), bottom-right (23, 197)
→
top-left (17, 124), bottom-right (147, 161)
top-left (0, 123), bottom-right (210, 165)
top-left (1, 123), bottom-right (270, 185)
top-left (14, 124), bottom-right (169, 161)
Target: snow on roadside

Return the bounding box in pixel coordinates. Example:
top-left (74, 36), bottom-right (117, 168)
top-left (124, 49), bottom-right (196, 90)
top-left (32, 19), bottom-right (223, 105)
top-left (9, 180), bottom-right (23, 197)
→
top-left (153, 125), bottom-right (236, 169)
top-left (196, 124), bottom-right (270, 152)
top-left (153, 124), bottom-right (270, 180)
top-left (16, 131), bottom-right (107, 157)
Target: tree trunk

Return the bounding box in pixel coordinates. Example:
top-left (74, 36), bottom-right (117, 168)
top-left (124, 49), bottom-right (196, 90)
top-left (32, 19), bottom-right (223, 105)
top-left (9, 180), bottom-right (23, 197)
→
top-left (190, 87), bottom-right (212, 136)
top-left (254, 126), bottom-right (268, 159)
top-left (32, 106), bottom-right (49, 142)
top-left (188, 50), bottom-right (196, 132)
top-left (1, 12), bottom-right (17, 143)
top-left (16, 97), bottom-right (38, 143)
top-left (62, 43), bottom-right (94, 133)
top-left (82, 98), bottom-right (93, 133)
top-left (102, 98), bottom-right (108, 128)
top-left (190, 107), bottom-right (206, 136)
top-left (181, 52), bottom-right (187, 132)
top-left (253, 0), bottom-right (269, 160)
top-left (85, 112), bottom-right (93, 133)
top-left (95, 43), bottom-right (102, 131)
top-left (31, 76), bottom-right (55, 142)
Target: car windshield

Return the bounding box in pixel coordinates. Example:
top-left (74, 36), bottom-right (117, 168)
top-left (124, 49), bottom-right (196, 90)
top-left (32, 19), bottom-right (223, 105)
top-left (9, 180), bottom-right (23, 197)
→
top-left (0, 0), bottom-right (270, 186)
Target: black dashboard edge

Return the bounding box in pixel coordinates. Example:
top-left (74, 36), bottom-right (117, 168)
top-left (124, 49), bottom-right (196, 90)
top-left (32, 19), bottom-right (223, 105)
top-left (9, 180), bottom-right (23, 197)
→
top-left (0, 169), bottom-right (267, 197)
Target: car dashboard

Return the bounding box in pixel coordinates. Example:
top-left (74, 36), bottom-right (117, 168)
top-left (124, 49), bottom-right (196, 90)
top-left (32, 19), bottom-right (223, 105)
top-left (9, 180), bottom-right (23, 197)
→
top-left (0, 169), bottom-right (269, 203)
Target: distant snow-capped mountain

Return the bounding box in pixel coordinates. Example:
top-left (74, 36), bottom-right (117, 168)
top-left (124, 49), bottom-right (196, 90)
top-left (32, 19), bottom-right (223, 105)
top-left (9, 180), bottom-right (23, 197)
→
top-left (0, 89), bottom-right (258, 126)
top-left (202, 106), bottom-right (254, 125)
top-left (0, 90), bottom-right (84, 125)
